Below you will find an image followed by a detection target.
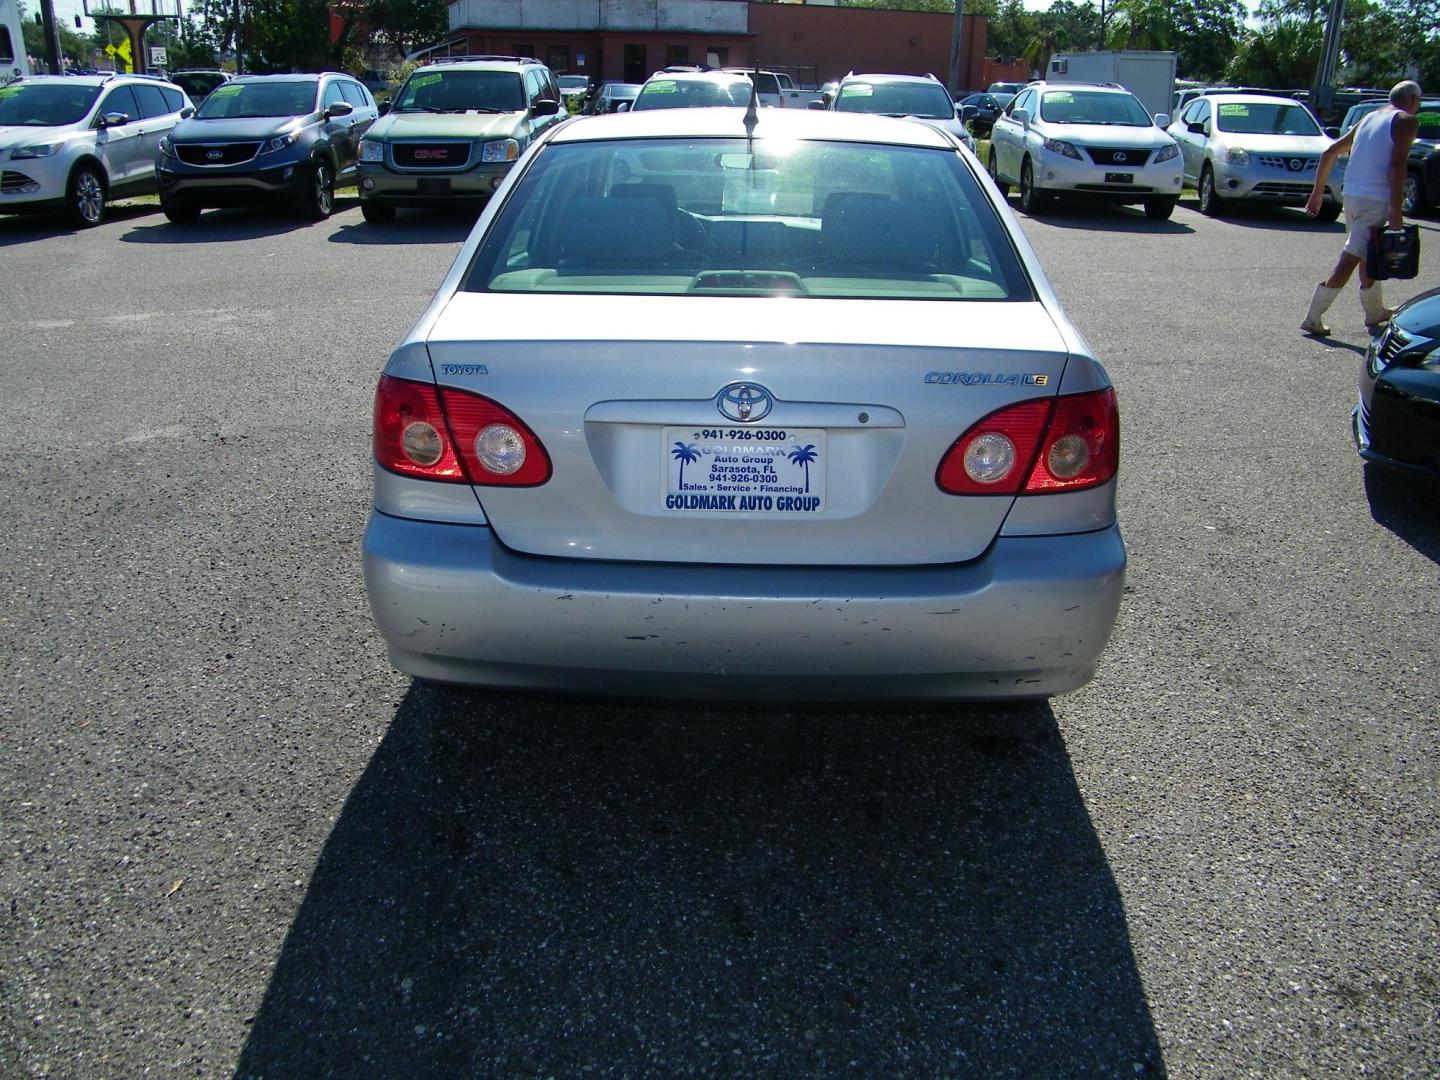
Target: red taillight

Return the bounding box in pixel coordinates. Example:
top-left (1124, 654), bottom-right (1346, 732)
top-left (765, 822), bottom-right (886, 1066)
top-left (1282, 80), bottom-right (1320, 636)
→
top-left (373, 374), bottom-right (551, 487)
top-left (936, 387), bottom-right (1118, 496)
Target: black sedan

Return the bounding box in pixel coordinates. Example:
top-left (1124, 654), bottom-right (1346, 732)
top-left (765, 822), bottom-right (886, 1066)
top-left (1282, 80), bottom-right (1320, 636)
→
top-left (1354, 288), bottom-right (1440, 480)
top-left (955, 91), bottom-right (1013, 136)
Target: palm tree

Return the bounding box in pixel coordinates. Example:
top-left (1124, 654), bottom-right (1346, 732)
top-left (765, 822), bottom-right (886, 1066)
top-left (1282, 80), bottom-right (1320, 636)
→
top-left (788, 444), bottom-right (818, 493)
top-left (672, 442), bottom-right (700, 487)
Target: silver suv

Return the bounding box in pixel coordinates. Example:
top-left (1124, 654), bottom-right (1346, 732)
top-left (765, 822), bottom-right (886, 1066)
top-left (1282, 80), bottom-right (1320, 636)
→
top-left (0, 73), bottom-right (192, 226)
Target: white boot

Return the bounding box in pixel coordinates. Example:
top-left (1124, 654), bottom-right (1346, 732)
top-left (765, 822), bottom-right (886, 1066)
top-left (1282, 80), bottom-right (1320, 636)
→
top-left (1359, 284), bottom-right (1393, 333)
top-left (1301, 283), bottom-right (1341, 336)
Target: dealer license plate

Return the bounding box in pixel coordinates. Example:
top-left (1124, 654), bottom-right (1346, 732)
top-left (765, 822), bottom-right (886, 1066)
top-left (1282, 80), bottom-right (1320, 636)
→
top-left (1104, 172), bottom-right (1134, 184)
top-left (662, 427), bottom-right (826, 515)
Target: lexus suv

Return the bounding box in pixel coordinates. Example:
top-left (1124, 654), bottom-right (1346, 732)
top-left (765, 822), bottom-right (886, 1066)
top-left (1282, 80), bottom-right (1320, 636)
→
top-left (1167, 93), bottom-right (1343, 219)
top-left (155, 72), bottom-right (377, 222)
top-left (0, 73), bottom-right (191, 226)
top-left (988, 80), bottom-right (1183, 218)
top-left (356, 56), bottom-right (564, 223)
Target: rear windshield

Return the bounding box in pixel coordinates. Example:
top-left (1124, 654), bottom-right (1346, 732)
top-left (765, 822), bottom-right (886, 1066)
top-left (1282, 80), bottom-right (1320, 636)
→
top-left (1214, 101), bottom-right (1320, 135)
top-left (172, 72), bottom-right (227, 99)
top-left (835, 81), bottom-right (955, 120)
top-left (392, 70), bottom-right (525, 114)
top-left (463, 137), bottom-right (1032, 301)
top-left (0, 83), bottom-right (101, 126)
top-left (1039, 90), bottom-right (1152, 126)
top-left (633, 79), bottom-right (753, 110)
top-left (196, 81), bottom-right (318, 119)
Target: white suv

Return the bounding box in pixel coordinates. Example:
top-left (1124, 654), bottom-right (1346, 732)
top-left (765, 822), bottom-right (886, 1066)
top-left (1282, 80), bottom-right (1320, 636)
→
top-left (987, 80), bottom-right (1183, 219)
top-left (0, 74), bottom-right (192, 227)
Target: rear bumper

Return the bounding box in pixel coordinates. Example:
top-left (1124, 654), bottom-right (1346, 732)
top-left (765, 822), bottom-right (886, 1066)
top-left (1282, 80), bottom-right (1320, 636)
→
top-left (362, 511), bottom-right (1127, 702)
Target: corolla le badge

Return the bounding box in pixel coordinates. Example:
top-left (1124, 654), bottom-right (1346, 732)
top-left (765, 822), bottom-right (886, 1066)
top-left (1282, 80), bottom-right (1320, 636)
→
top-left (716, 382), bottom-right (774, 423)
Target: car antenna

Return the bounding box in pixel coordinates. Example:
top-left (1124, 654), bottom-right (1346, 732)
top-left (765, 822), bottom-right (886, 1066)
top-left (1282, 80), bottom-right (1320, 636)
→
top-left (743, 60), bottom-right (760, 141)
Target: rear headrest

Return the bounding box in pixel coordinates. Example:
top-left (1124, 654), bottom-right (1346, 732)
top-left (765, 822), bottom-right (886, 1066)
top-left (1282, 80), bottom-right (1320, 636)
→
top-left (609, 183), bottom-right (679, 216)
top-left (822, 194), bottom-right (934, 265)
top-left (559, 196), bottom-right (674, 264)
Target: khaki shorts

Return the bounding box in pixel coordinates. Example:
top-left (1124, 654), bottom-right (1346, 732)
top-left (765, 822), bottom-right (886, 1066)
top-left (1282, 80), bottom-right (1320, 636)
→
top-left (1343, 194), bottom-right (1389, 258)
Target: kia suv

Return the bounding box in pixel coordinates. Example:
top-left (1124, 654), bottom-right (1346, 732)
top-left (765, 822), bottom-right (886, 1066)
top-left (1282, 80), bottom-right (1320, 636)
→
top-left (988, 81), bottom-right (1184, 219)
top-left (0, 73), bottom-right (191, 226)
top-left (356, 56), bottom-right (564, 223)
top-left (155, 72), bottom-right (377, 222)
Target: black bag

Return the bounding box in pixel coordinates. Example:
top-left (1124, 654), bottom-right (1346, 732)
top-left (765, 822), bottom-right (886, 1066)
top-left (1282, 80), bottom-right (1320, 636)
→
top-left (1366, 224), bottom-right (1420, 281)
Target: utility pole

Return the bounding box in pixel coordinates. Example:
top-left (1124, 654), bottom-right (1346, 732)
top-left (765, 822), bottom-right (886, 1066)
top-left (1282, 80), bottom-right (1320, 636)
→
top-left (947, 0), bottom-right (967, 96)
top-left (38, 0), bottom-right (64, 74)
top-left (233, 0), bottom-right (243, 73)
top-left (1311, 0), bottom-right (1345, 120)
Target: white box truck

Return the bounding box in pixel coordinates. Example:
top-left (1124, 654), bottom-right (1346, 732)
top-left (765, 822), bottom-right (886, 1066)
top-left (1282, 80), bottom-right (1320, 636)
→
top-left (1046, 50), bottom-right (1177, 121)
top-left (1, 0), bottom-right (31, 82)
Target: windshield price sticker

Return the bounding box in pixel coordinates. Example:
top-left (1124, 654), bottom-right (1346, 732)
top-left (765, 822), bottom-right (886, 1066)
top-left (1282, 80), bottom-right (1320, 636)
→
top-left (841, 84), bottom-right (873, 97)
top-left (1219, 103), bottom-right (1249, 117)
top-left (209, 84), bottom-right (243, 98)
top-left (663, 427), bottom-right (825, 514)
top-left (1046, 91), bottom-right (1074, 104)
top-left (647, 80), bottom-right (678, 94)
top-left (408, 72), bottom-right (443, 91)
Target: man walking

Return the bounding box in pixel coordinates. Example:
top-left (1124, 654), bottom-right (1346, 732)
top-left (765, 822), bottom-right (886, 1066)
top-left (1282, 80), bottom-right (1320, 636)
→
top-left (1301, 80), bottom-right (1422, 336)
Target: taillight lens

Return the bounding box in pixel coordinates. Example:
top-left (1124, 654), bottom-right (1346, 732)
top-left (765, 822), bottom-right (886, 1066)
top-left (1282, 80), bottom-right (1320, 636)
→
top-left (936, 387), bottom-right (1118, 496)
top-left (373, 374), bottom-right (552, 486)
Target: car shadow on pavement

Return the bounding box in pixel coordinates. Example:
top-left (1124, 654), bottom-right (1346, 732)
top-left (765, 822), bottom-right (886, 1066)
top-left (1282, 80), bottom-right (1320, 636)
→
top-left (1363, 464), bottom-right (1440, 563)
top-left (1205, 207), bottom-right (1346, 233)
top-left (1013, 202), bottom-right (1194, 235)
top-left (327, 210), bottom-right (477, 245)
top-left (235, 685), bottom-right (1166, 1078)
top-left (1306, 334), bottom-right (1368, 356)
top-left (0, 203), bottom-right (157, 247)
top-left (117, 199), bottom-right (362, 244)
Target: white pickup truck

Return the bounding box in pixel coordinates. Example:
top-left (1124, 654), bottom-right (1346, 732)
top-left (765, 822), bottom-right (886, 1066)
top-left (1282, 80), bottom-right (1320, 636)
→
top-left (722, 69), bottom-right (824, 109)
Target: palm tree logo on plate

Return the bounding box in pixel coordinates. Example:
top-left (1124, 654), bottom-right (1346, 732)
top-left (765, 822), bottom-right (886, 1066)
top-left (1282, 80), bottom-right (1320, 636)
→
top-left (788, 444), bottom-right (818, 493)
top-left (672, 441), bottom-right (700, 487)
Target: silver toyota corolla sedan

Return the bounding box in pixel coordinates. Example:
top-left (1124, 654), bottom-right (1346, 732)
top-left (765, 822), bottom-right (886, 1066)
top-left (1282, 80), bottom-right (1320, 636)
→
top-left (363, 108), bottom-right (1126, 702)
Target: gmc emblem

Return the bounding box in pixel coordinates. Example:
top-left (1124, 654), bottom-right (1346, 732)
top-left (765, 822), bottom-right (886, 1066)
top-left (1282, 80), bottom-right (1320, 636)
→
top-left (414, 149), bottom-right (449, 160)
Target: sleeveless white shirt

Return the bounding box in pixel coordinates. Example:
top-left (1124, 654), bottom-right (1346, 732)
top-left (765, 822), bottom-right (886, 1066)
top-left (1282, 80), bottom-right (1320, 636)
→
top-left (1344, 107), bottom-right (1397, 199)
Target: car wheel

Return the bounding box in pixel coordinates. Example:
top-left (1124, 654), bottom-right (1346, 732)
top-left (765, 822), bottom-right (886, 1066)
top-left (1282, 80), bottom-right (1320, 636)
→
top-left (360, 200), bottom-right (396, 223)
top-left (1144, 198), bottom-right (1177, 221)
top-left (988, 149), bottom-right (1009, 197)
top-left (1402, 171), bottom-right (1421, 214)
top-left (301, 159), bottom-right (335, 220)
top-left (1314, 200), bottom-right (1342, 223)
top-left (1198, 165), bottom-right (1224, 217)
top-left (161, 198), bottom-right (201, 224)
top-left (1018, 158), bottom-right (1045, 214)
top-left (66, 164), bottom-right (105, 228)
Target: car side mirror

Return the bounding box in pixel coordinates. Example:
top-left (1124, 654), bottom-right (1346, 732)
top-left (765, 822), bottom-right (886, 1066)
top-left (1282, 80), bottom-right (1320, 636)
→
top-left (378, 101), bottom-right (391, 116)
top-left (1325, 126), bottom-right (1340, 139)
top-left (1154, 112), bottom-right (1170, 128)
top-left (532, 98), bottom-right (560, 116)
top-left (615, 101), bottom-right (630, 113)
top-left (98, 112), bottom-right (130, 128)
top-left (325, 101), bottom-right (353, 118)
top-left (180, 106), bottom-right (194, 119)
top-left (960, 104), bottom-right (978, 123)
top-left (1187, 121), bottom-right (1206, 135)
top-left (807, 99), bottom-right (826, 111)
top-left (1012, 108), bottom-right (1029, 128)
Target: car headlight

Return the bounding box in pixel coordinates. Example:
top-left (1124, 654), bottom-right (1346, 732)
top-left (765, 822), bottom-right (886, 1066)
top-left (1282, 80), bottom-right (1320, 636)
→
top-left (481, 138), bottom-right (519, 163)
top-left (1042, 137), bottom-right (1081, 160)
top-left (263, 132), bottom-right (297, 154)
top-left (157, 134), bottom-right (173, 155)
top-left (11, 142), bottom-right (60, 159)
top-left (1224, 146), bottom-right (1250, 166)
top-left (359, 139), bottom-right (384, 163)
top-left (1153, 143), bottom-right (1179, 163)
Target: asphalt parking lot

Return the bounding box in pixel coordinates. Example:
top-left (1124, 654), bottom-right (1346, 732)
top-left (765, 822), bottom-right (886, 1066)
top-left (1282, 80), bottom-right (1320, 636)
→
top-left (1, 188), bottom-right (1437, 1078)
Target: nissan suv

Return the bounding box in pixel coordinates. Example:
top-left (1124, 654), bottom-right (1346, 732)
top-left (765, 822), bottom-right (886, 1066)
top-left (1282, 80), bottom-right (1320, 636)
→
top-left (825, 72), bottom-right (976, 152)
top-left (156, 72), bottom-right (378, 222)
top-left (356, 55), bottom-right (564, 223)
top-left (988, 80), bottom-right (1183, 219)
top-left (0, 73), bottom-right (191, 226)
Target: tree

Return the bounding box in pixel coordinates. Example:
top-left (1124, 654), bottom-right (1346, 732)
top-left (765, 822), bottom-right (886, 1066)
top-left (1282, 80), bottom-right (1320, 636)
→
top-left (1170, 0), bottom-right (1245, 81)
top-left (18, 2), bottom-right (93, 66)
top-left (1225, 18), bottom-right (1322, 86)
top-left (1104, 0), bottom-right (1173, 50)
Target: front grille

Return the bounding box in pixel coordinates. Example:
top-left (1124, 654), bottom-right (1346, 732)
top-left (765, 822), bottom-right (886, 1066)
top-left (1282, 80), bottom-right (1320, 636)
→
top-left (1, 170), bottom-right (40, 195)
top-left (1257, 155), bottom-right (1317, 172)
top-left (1378, 326), bottom-right (1416, 365)
top-left (392, 143), bottom-right (472, 169)
top-left (176, 142), bottom-right (262, 166)
top-left (1251, 181), bottom-right (1311, 196)
top-left (1084, 146), bottom-right (1152, 166)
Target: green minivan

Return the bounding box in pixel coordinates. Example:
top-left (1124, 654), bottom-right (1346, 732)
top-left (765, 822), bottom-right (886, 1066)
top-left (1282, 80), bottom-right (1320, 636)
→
top-left (356, 56), bottom-right (565, 222)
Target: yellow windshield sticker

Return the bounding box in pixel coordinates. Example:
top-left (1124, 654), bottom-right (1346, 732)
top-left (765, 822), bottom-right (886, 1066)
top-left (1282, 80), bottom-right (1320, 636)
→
top-left (1219, 103), bottom-right (1249, 117)
top-left (1417, 109), bottom-right (1439, 132)
top-left (408, 72), bottom-right (443, 91)
top-left (209, 84), bottom-right (243, 98)
top-left (646, 80), bottom-right (678, 94)
top-left (0, 87), bottom-right (22, 98)
top-left (1045, 91), bottom-right (1073, 104)
top-left (840, 84), bottom-right (873, 97)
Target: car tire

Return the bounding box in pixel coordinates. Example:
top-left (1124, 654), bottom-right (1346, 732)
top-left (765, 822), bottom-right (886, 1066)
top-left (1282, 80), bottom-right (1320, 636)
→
top-left (161, 198), bottom-right (201, 224)
top-left (360, 200), bottom-right (396, 223)
top-left (300, 158), bottom-right (335, 220)
top-left (1198, 165), bottom-right (1225, 217)
top-left (1018, 158), bottom-right (1045, 214)
top-left (1314, 201), bottom-right (1342, 223)
top-left (988, 149), bottom-right (1009, 197)
top-left (1144, 198), bottom-right (1177, 221)
top-left (1402, 171), bottom-right (1422, 214)
top-left (66, 164), bottom-right (106, 228)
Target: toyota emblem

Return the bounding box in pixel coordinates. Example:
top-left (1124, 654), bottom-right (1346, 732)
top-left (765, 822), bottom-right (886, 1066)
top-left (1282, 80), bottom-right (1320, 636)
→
top-left (716, 383), bottom-right (774, 423)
